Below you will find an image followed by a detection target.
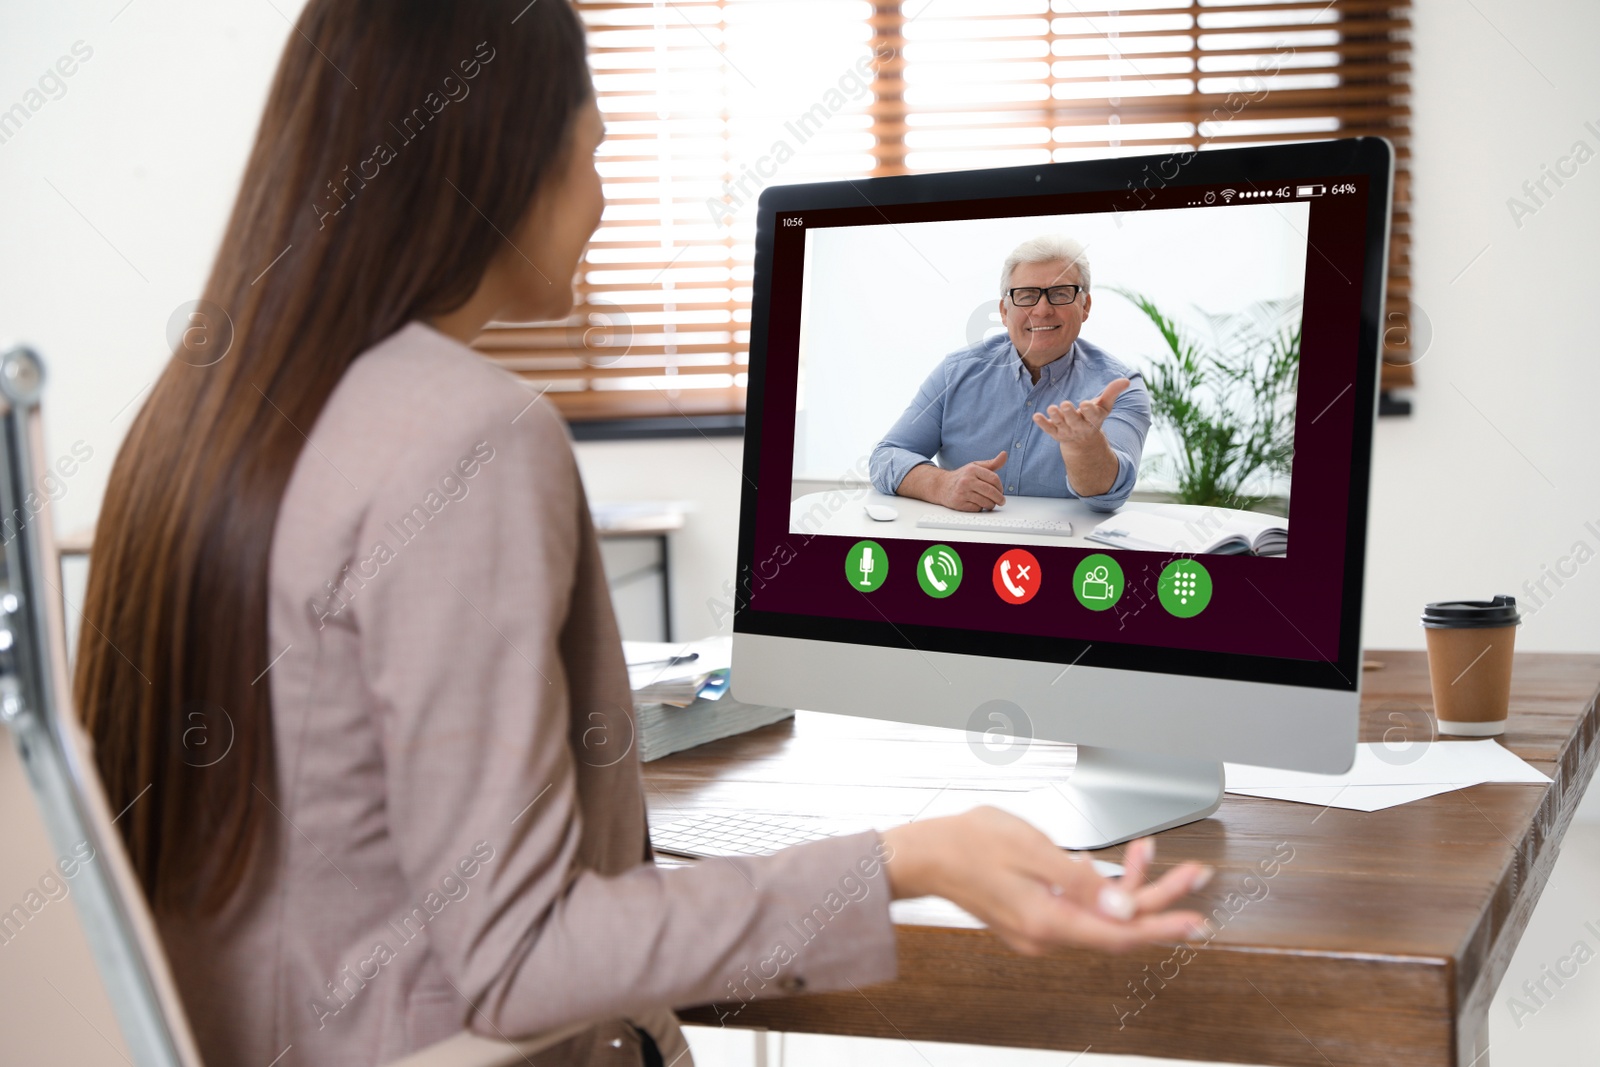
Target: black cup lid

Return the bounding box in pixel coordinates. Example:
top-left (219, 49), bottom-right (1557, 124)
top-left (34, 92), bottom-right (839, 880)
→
top-left (1421, 594), bottom-right (1520, 629)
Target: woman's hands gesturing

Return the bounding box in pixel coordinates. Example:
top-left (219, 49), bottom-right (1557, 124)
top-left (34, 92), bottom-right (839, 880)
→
top-left (880, 806), bottom-right (1211, 955)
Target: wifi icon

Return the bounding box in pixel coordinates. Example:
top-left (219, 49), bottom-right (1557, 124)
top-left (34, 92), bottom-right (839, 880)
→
top-left (917, 544), bottom-right (964, 598)
top-left (1221, 188), bottom-right (1237, 203)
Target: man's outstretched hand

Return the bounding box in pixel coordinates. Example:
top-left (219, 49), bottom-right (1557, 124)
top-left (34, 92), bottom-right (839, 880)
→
top-left (1033, 377), bottom-right (1130, 451)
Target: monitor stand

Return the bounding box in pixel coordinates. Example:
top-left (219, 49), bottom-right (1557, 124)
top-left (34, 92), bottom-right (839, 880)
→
top-left (1009, 744), bottom-right (1226, 850)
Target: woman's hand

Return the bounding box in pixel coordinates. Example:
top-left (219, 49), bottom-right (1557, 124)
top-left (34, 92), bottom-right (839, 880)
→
top-left (879, 806), bottom-right (1212, 955)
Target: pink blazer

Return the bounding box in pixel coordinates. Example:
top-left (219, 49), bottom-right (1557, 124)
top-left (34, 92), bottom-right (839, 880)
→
top-left (156, 321), bottom-right (899, 1066)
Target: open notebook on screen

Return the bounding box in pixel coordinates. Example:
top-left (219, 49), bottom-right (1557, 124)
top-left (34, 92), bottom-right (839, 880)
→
top-left (1086, 504), bottom-right (1288, 556)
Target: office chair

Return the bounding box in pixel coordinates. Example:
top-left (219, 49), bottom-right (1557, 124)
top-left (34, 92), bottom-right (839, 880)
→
top-left (0, 344), bottom-right (588, 1067)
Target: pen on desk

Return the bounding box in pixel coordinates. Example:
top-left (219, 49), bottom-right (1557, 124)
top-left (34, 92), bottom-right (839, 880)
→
top-left (627, 653), bottom-right (700, 669)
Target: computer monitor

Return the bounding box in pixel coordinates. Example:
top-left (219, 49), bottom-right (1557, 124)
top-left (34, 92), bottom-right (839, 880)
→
top-left (732, 138), bottom-right (1393, 847)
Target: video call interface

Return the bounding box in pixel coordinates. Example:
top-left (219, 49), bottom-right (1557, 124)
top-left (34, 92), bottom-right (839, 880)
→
top-left (742, 175), bottom-right (1374, 669)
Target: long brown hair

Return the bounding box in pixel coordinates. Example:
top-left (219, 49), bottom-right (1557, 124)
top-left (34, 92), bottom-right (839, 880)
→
top-left (75, 0), bottom-right (592, 913)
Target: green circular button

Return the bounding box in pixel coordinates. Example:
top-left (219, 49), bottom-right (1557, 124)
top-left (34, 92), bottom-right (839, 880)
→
top-left (1073, 553), bottom-right (1124, 611)
top-left (845, 540), bottom-right (888, 592)
top-left (916, 544), bottom-right (963, 598)
top-left (1158, 559), bottom-right (1213, 617)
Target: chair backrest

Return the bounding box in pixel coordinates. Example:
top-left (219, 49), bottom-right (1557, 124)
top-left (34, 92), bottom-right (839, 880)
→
top-left (0, 344), bottom-right (206, 1067)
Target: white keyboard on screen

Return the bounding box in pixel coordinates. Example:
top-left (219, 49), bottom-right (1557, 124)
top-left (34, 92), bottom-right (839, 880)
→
top-left (916, 513), bottom-right (1074, 537)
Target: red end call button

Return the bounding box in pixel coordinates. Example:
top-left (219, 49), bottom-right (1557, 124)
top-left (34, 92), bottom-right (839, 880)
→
top-left (992, 549), bottom-right (1041, 605)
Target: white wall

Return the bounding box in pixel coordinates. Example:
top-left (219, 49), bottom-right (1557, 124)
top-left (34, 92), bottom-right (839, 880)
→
top-left (1361, 0), bottom-right (1600, 652)
top-left (1, 0), bottom-right (1597, 657)
top-left (0, 1), bottom-right (293, 540)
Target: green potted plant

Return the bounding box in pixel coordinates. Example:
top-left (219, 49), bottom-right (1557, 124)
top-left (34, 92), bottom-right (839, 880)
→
top-left (1112, 287), bottom-right (1301, 514)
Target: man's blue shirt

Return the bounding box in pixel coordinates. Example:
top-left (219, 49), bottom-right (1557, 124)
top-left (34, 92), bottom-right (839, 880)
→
top-left (869, 333), bottom-right (1151, 511)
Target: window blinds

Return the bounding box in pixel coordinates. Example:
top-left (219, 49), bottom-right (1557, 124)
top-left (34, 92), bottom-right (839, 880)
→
top-left (475, 0), bottom-right (1412, 422)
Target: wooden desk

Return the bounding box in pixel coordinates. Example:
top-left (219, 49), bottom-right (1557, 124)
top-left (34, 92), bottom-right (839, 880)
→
top-left (645, 651), bottom-right (1600, 1066)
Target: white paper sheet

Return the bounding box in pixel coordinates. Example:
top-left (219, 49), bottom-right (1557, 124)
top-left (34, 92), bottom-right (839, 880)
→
top-left (1223, 782), bottom-right (1468, 812)
top-left (1223, 740), bottom-right (1550, 811)
top-left (896, 742), bottom-right (1549, 827)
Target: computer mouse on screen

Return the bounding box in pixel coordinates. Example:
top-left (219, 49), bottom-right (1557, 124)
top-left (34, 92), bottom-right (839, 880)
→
top-left (863, 504), bottom-right (899, 522)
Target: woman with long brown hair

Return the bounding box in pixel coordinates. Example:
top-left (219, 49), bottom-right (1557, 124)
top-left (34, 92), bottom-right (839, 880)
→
top-left (74, 2), bottom-right (1212, 1064)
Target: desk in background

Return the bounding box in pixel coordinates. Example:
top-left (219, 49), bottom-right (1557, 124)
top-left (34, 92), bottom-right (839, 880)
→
top-left (649, 651), bottom-right (1600, 1067)
top-left (790, 484), bottom-right (1279, 551)
top-left (591, 503), bottom-right (684, 642)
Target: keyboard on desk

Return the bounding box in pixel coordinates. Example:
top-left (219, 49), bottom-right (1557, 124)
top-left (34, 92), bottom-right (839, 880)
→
top-left (650, 811), bottom-right (846, 859)
top-left (916, 512), bottom-right (1074, 537)
top-left (653, 810), bottom-right (1129, 879)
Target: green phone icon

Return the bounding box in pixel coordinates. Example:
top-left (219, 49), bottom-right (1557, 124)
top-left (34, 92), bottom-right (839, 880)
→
top-left (917, 545), bottom-right (962, 598)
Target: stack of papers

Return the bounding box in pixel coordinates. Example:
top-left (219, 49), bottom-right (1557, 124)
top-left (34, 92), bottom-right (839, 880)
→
top-left (635, 699), bottom-right (794, 762)
top-left (624, 636), bottom-right (793, 762)
top-left (1224, 740), bottom-right (1550, 811)
top-left (626, 636), bottom-right (731, 707)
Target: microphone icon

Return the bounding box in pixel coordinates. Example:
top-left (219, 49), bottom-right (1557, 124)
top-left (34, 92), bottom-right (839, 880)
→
top-left (849, 540), bottom-right (886, 592)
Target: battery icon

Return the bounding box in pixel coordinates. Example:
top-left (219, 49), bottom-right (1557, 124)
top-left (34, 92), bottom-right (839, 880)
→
top-left (1296, 184), bottom-right (1326, 198)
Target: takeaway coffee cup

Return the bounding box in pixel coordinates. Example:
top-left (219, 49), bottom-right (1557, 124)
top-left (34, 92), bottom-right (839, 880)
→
top-left (1420, 595), bottom-right (1521, 736)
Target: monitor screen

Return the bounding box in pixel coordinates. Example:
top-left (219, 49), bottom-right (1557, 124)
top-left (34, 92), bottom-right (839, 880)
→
top-left (735, 141), bottom-right (1390, 693)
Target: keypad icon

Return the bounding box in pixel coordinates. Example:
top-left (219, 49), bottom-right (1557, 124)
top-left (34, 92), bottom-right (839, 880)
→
top-left (1158, 559), bottom-right (1213, 618)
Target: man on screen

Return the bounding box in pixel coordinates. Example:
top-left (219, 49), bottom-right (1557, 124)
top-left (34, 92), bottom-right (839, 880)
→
top-left (869, 235), bottom-right (1151, 513)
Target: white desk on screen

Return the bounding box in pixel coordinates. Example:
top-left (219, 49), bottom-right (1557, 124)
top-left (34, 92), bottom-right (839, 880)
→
top-left (788, 485), bottom-right (1261, 551)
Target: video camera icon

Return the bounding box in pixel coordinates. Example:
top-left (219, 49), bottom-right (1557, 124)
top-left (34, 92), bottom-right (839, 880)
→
top-left (1081, 565), bottom-right (1113, 601)
top-left (1072, 553), bottom-right (1125, 611)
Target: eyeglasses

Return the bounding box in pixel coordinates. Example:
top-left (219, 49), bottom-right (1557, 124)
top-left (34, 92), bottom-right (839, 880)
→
top-left (1008, 285), bottom-right (1084, 307)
